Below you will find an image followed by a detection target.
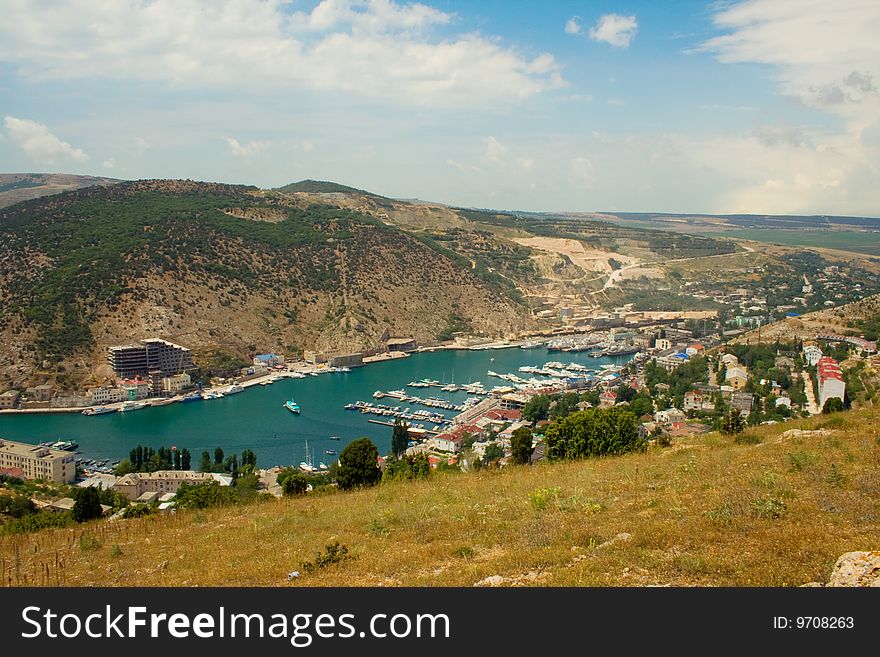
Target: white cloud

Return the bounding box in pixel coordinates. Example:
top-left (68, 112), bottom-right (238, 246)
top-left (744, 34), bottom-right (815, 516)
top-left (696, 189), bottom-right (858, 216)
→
top-left (702, 0), bottom-right (880, 121)
top-left (102, 158), bottom-right (116, 169)
top-left (695, 0), bottom-right (880, 215)
top-left (569, 157), bottom-right (595, 189)
top-left (565, 17), bottom-right (582, 35)
top-left (3, 115), bottom-right (89, 163)
top-left (134, 137), bottom-right (150, 153)
top-left (225, 137), bottom-right (268, 157)
top-left (0, 0), bottom-right (563, 108)
top-left (482, 136), bottom-right (508, 165)
top-left (588, 14), bottom-right (638, 48)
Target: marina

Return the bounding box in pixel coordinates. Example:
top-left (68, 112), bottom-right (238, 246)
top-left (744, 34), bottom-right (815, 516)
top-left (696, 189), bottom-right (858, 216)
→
top-left (0, 346), bottom-right (636, 468)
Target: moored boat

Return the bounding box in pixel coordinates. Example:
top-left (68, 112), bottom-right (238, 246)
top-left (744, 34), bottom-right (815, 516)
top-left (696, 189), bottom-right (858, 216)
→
top-left (284, 400), bottom-right (301, 414)
top-left (82, 406), bottom-right (116, 416)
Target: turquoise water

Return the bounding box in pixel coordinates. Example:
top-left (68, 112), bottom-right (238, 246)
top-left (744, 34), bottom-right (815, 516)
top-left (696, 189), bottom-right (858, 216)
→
top-left (0, 348), bottom-right (632, 468)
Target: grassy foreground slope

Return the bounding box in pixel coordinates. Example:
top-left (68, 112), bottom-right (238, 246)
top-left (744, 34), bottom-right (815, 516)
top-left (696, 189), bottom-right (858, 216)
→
top-left (3, 410), bottom-right (879, 587)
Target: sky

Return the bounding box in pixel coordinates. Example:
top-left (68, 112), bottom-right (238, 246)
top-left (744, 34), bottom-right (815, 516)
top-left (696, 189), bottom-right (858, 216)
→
top-left (1, 0), bottom-right (879, 216)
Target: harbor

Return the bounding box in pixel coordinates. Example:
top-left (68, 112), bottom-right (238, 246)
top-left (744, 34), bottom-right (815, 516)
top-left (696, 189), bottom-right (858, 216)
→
top-left (0, 346), bottom-right (636, 469)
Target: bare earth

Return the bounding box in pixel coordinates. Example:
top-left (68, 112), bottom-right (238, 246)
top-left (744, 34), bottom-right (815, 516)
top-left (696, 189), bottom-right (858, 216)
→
top-left (512, 236), bottom-right (638, 274)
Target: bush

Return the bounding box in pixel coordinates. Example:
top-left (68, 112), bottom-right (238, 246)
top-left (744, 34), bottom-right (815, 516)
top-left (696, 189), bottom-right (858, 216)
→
top-left (822, 397), bottom-right (844, 414)
top-left (300, 541), bottom-right (353, 573)
top-left (750, 496), bottom-right (787, 519)
top-left (0, 511), bottom-right (74, 535)
top-left (281, 472), bottom-right (309, 496)
top-left (529, 487), bottom-right (560, 511)
top-left (720, 409), bottom-right (745, 436)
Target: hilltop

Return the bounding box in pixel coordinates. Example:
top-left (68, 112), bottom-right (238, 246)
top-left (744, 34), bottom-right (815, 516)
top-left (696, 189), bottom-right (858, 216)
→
top-left (730, 294), bottom-right (880, 346)
top-left (2, 407), bottom-right (877, 586)
top-left (0, 179), bottom-right (532, 388)
top-left (0, 173), bottom-right (119, 208)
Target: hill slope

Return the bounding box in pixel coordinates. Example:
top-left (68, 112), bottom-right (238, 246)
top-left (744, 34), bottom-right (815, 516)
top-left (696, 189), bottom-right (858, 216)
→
top-left (0, 173), bottom-right (119, 208)
top-left (0, 180), bottom-right (532, 388)
top-left (2, 408), bottom-right (877, 586)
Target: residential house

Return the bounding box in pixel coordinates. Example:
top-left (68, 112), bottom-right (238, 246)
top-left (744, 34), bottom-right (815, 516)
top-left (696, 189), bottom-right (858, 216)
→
top-left (599, 390), bottom-right (617, 408)
top-left (817, 357), bottom-right (846, 409)
top-left (725, 367), bottom-right (749, 391)
top-left (0, 390), bottom-right (20, 409)
top-left (730, 392), bottom-right (754, 415)
top-left (721, 353), bottom-right (739, 367)
top-left (803, 344), bottom-right (823, 367)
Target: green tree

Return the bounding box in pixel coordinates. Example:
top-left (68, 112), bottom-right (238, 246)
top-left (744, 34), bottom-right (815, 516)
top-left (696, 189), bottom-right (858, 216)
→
top-left (240, 449), bottom-right (257, 468)
top-left (523, 395), bottom-right (550, 423)
top-left (720, 408), bottom-right (745, 435)
top-left (390, 418), bottom-right (409, 458)
top-left (175, 481), bottom-right (229, 509)
top-left (482, 442), bottom-right (504, 466)
top-left (72, 486), bottom-right (103, 523)
top-left (822, 397), bottom-right (844, 414)
top-left (213, 447), bottom-right (225, 469)
top-left (550, 392), bottom-right (580, 420)
top-left (198, 451), bottom-right (212, 472)
top-left (544, 407), bottom-right (644, 461)
top-left (181, 448), bottom-right (192, 470)
top-left (281, 472), bottom-right (309, 496)
top-left (0, 494), bottom-right (36, 518)
top-left (510, 426), bottom-right (534, 465)
top-left (336, 438), bottom-right (381, 490)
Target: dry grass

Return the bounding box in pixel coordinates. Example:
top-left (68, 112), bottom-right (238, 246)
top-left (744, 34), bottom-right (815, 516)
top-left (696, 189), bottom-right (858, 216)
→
top-left (3, 410), bottom-right (879, 587)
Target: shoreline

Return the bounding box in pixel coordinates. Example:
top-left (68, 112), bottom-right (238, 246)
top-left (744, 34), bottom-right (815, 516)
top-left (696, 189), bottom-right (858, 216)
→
top-left (0, 339), bottom-right (549, 417)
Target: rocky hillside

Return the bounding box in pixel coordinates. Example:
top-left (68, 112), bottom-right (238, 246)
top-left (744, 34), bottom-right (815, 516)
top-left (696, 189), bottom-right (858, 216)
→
top-left (0, 180), bottom-right (533, 389)
top-left (0, 173), bottom-right (119, 208)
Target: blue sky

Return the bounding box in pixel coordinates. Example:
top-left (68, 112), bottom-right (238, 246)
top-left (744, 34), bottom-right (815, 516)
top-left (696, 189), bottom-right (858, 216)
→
top-left (1, 0), bottom-right (878, 215)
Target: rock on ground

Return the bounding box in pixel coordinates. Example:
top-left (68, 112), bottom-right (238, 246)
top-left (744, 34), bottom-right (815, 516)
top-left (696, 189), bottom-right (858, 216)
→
top-left (826, 551), bottom-right (880, 587)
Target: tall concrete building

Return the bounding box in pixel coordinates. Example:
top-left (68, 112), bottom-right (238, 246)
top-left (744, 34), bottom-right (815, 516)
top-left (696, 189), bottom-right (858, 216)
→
top-left (107, 338), bottom-right (193, 392)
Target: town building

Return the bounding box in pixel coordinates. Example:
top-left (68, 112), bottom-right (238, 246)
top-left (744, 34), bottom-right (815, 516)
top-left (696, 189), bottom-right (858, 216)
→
top-left (725, 367), bottom-right (749, 390)
top-left (817, 357), bottom-right (846, 409)
top-left (112, 470), bottom-right (231, 501)
top-left (254, 353), bottom-right (285, 368)
top-left (654, 338), bottom-right (672, 351)
top-left (599, 390), bottom-right (617, 408)
top-left (90, 386), bottom-right (125, 405)
top-left (162, 372), bottom-right (192, 394)
top-left (0, 438), bottom-right (76, 484)
top-left (0, 390), bottom-right (20, 409)
top-left (803, 344), bottom-right (823, 367)
top-left (107, 338), bottom-right (193, 379)
top-left (118, 378), bottom-right (150, 400)
top-left (730, 392), bottom-right (754, 415)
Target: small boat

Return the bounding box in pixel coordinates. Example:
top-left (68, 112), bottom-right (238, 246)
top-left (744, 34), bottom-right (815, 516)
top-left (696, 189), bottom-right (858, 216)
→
top-left (50, 440), bottom-right (79, 451)
top-left (324, 449), bottom-right (337, 455)
top-left (224, 384), bottom-right (245, 395)
top-left (284, 400), bottom-right (301, 414)
top-left (181, 392), bottom-right (203, 403)
top-left (328, 435), bottom-right (341, 441)
top-left (82, 407), bottom-right (116, 416)
top-left (151, 398), bottom-right (175, 406)
top-left (119, 400), bottom-right (148, 412)
top-left (319, 462), bottom-right (329, 470)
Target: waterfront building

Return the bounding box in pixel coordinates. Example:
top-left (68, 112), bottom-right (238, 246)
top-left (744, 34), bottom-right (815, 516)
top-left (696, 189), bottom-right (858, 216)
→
top-left (90, 386), bottom-right (125, 404)
top-left (0, 438), bottom-right (76, 484)
top-left (107, 338), bottom-right (193, 379)
top-left (254, 353), bottom-right (285, 368)
top-left (118, 378), bottom-right (150, 400)
top-left (161, 372), bottom-right (192, 394)
top-left (0, 390), bottom-right (20, 409)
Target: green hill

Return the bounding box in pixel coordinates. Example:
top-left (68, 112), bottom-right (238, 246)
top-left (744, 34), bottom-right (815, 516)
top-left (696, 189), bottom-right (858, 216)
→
top-left (2, 406), bottom-right (877, 586)
top-left (0, 179), bottom-right (532, 389)
top-left (275, 179), bottom-right (385, 197)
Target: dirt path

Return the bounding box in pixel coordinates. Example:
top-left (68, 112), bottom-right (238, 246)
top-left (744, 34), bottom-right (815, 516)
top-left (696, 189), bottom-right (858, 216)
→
top-left (801, 370), bottom-right (821, 415)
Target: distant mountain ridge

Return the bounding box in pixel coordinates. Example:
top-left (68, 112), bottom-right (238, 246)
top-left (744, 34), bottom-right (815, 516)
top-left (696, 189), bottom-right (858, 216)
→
top-left (0, 173), bottom-right (119, 208)
top-left (275, 179), bottom-right (386, 198)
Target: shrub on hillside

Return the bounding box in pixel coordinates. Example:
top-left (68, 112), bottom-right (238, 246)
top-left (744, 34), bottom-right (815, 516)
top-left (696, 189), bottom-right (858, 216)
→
top-left (544, 407), bottom-right (644, 461)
